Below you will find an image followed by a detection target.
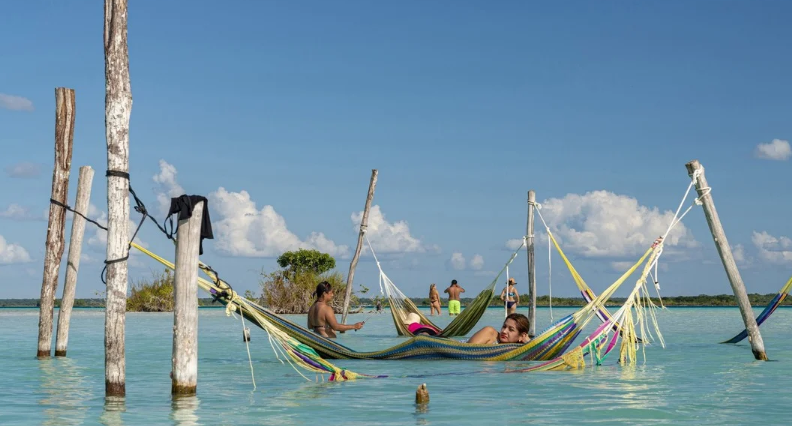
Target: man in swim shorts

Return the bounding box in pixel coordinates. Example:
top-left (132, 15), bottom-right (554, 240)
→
top-left (444, 279), bottom-right (465, 316)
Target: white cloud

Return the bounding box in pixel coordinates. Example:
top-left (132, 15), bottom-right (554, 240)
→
top-left (152, 160), bottom-right (186, 216)
top-left (752, 231), bottom-right (792, 264)
top-left (754, 139), bottom-right (791, 161)
top-left (209, 187), bottom-right (349, 258)
top-left (0, 235), bottom-right (32, 264)
top-left (0, 93), bottom-right (34, 111)
top-left (4, 162), bottom-right (41, 178)
top-left (507, 191), bottom-right (698, 259)
top-left (470, 254), bottom-right (484, 270)
top-left (449, 253), bottom-right (466, 270)
top-left (0, 204), bottom-right (46, 221)
top-left (354, 205), bottom-right (439, 255)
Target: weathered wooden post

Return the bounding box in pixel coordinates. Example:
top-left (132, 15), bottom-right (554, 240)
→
top-left (172, 200), bottom-right (204, 395)
top-left (686, 160), bottom-right (767, 361)
top-left (55, 165), bottom-right (95, 357)
top-left (104, 0), bottom-right (133, 396)
top-left (526, 190), bottom-right (537, 336)
top-left (37, 87), bottom-right (76, 359)
top-left (341, 169), bottom-right (378, 325)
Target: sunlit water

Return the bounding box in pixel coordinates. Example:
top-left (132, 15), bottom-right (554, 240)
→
top-left (1, 306), bottom-right (791, 425)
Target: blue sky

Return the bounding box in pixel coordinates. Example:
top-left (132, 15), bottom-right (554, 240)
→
top-left (1, 1), bottom-right (791, 301)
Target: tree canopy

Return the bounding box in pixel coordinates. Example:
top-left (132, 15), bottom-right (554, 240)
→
top-left (277, 249), bottom-right (336, 275)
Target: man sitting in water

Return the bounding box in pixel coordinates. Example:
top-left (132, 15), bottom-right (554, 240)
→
top-left (307, 281), bottom-right (364, 338)
top-left (444, 279), bottom-right (465, 316)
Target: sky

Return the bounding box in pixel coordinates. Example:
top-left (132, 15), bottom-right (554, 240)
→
top-left (1, 1), bottom-right (791, 301)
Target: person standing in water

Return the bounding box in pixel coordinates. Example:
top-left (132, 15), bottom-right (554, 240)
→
top-left (500, 277), bottom-right (520, 315)
top-left (429, 283), bottom-right (442, 316)
top-left (444, 279), bottom-right (465, 316)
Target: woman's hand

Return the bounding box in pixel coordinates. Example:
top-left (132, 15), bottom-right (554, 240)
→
top-left (354, 322), bottom-right (364, 330)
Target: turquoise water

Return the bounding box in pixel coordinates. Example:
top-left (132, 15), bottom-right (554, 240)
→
top-left (2, 306), bottom-right (791, 425)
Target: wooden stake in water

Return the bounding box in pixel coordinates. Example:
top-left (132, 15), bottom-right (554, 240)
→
top-left (685, 160), bottom-right (767, 361)
top-left (526, 190), bottom-right (536, 336)
top-left (37, 87), bottom-right (76, 359)
top-left (56, 165), bottom-right (95, 357)
top-left (104, 0), bottom-right (133, 396)
top-left (342, 169), bottom-right (378, 325)
top-left (172, 200), bottom-right (204, 395)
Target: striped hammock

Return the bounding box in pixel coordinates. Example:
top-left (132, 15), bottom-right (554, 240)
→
top-left (722, 274), bottom-right (792, 344)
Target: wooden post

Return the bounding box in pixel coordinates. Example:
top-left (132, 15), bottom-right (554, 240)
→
top-left (686, 160), bottom-right (767, 361)
top-left (172, 201), bottom-right (203, 395)
top-left (526, 190), bottom-right (537, 336)
top-left (341, 169), bottom-right (378, 324)
top-left (104, 0), bottom-right (133, 396)
top-left (37, 87), bottom-right (76, 358)
top-left (55, 166), bottom-right (95, 357)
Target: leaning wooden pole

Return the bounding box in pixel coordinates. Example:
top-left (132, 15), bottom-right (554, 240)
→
top-left (526, 190), bottom-right (537, 337)
top-left (37, 87), bottom-right (76, 358)
top-left (341, 169), bottom-right (378, 324)
top-left (104, 0), bottom-right (133, 396)
top-left (172, 200), bottom-right (204, 395)
top-left (55, 165), bottom-right (95, 357)
top-left (686, 160), bottom-right (767, 361)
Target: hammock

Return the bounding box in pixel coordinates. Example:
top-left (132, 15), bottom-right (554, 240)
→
top-left (370, 236), bottom-right (525, 338)
top-left (132, 239), bottom-right (656, 362)
top-left (722, 274), bottom-right (792, 344)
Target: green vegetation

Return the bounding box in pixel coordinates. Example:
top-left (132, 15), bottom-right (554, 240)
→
top-left (277, 249), bottom-right (336, 275)
top-left (127, 270), bottom-right (176, 312)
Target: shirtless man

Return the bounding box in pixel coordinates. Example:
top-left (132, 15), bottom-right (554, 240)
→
top-left (443, 279), bottom-right (465, 316)
top-left (307, 281), bottom-right (364, 338)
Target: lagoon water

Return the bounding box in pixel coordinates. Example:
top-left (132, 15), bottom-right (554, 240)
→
top-left (1, 306), bottom-right (791, 425)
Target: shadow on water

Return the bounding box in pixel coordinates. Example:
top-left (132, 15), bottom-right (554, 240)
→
top-left (99, 396), bottom-right (126, 426)
top-left (37, 357), bottom-right (92, 426)
top-left (171, 395), bottom-right (201, 426)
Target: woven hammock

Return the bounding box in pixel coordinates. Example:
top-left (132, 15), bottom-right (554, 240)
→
top-left (371, 237), bottom-right (525, 338)
top-left (722, 274), bottom-right (792, 344)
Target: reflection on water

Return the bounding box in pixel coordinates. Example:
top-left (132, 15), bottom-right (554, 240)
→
top-left (274, 382), bottom-right (333, 407)
top-left (414, 403), bottom-right (430, 425)
top-left (37, 357), bottom-right (91, 426)
top-left (99, 396), bottom-right (126, 426)
top-left (171, 395), bottom-right (201, 426)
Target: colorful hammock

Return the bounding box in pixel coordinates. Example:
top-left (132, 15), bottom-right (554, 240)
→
top-left (371, 236), bottom-right (525, 338)
top-left (722, 274), bottom-right (792, 344)
top-left (132, 239), bottom-right (656, 363)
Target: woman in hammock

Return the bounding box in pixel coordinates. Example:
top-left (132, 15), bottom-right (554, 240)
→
top-left (307, 281), bottom-right (365, 338)
top-left (466, 313), bottom-right (531, 344)
top-left (429, 283), bottom-right (442, 316)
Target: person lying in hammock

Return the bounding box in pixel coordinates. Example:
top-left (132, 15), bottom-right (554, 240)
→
top-left (308, 281), bottom-right (364, 338)
top-left (403, 312), bottom-right (442, 336)
top-left (466, 313), bottom-right (531, 344)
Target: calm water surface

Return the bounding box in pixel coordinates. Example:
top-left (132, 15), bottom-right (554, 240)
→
top-left (1, 306), bottom-right (791, 425)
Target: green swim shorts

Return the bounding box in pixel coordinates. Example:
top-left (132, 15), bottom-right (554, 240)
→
top-left (448, 300), bottom-right (461, 315)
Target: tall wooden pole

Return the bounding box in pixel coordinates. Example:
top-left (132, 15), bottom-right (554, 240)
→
top-left (104, 0), bottom-right (133, 396)
top-left (55, 165), bottom-right (95, 357)
top-left (686, 160), bottom-right (767, 361)
top-left (37, 87), bottom-right (76, 358)
top-left (172, 201), bottom-right (203, 395)
top-left (341, 169), bottom-right (378, 324)
top-left (526, 190), bottom-right (536, 336)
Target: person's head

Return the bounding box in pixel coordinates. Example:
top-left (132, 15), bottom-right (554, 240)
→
top-left (313, 281), bottom-right (333, 301)
top-left (451, 279), bottom-right (458, 286)
top-left (499, 313), bottom-right (530, 343)
top-left (403, 312), bottom-right (421, 325)
top-left (430, 283), bottom-right (436, 290)
top-left (508, 277), bottom-right (516, 286)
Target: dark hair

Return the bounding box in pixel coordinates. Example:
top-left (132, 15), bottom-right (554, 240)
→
top-left (505, 313), bottom-right (530, 335)
top-left (451, 279), bottom-right (458, 285)
top-left (313, 281), bottom-right (332, 299)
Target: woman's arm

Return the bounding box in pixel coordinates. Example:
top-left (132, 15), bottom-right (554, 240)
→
top-left (323, 305), bottom-right (363, 331)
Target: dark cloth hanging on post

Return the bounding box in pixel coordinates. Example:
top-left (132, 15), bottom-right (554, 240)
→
top-left (168, 195), bottom-right (214, 255)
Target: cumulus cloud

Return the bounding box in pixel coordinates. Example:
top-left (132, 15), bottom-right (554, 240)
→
top-left (506, 191), bottom-right (698, 260)
top-left (0, 93), bottom-right (34, 111)
top-left (0, 235), bottom-right (32, 264)
top-left (209, 187), bottom-right (350, 258)
top-left (754, 139), bottom-right (791, 161)
top-left (354, 205), bottom-right (439, 255)
top-left (5, 162), bottom-right (42, 178)
top-left (0, 204), bottom-right (46, 221)
top-left (752, 231), bottom-right (792, 264)
top-left (152, 160), bottom-right (186, 216)
top-left (447, 252), bottom-right (484, 271)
